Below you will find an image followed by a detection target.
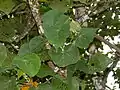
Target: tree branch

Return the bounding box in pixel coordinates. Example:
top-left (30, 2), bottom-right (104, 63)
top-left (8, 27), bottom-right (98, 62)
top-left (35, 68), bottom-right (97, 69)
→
top-left (27, 0), bottom-right (44, 34)
top-left (47, 61), bottom-right (67, 78)
top-left (95, 35), bottom-right (120, 54)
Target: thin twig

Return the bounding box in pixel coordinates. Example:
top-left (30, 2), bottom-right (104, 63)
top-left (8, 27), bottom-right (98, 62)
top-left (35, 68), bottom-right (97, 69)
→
top-left (105, 85), bottom-right (112, 90)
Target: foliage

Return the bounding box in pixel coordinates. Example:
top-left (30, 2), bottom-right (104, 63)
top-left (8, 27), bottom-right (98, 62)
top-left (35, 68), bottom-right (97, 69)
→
top-left (0, 0), bottom-right (120, 90)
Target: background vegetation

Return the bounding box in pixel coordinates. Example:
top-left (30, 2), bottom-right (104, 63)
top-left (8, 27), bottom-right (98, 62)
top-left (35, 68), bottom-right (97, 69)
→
top-left (0, 0), bottom-right (120, 90)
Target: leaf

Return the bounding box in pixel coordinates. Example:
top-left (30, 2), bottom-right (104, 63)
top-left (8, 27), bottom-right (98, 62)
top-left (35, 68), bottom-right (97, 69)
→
top-left (17, 70), bottom-right (24, 79)
top-left (29, 36), bottom-right (46, 53)
top-left (75, 28), bottom-right (97, 48)
top-left (88, 53), bottom-right (112, 73)
top-left (0, 17), bottom-right (26, 42)
top-left (0, 0), bottom-right (16, 14)
top-left (0, 76), bottom-right (18, 90)
top-left (75, 60), bottom-right (89, 73)
top-left (67, 65), bottom-right (79, 90)
top-left (18, 43), bottom-right (30, 56)
top-left (67, 64), bottom-right (76, 76)
top-left (30, 83), bottom-right (52, 90)
top-left (13, 53), bottom-right (41, 77)
top-left (115, 69), bottom-right (120, 80)
top-left (81, 80), bottom-right (86, 90)
top-left (49, 0), bottom-right (70, 12)
top-left (49, 44), bottom-right (79, 67)
top-left (18, 36), bottom-right (46, 56)
top-left (0, 45), bottom-right (7, 67)
top-left (2, 51), bottom-right (15, 67)
top-left (37, 64), bottom-right (55, 78)
top-left (70, 20), bottom-right (81, 33)
top-left (67, 60), bottom-right (87, 90)
top-left (42, 10), bottom-right (70, 49)
top-left (30, 78), bottom-right (69, 90)
top-left (39, 83), bottom-right (52, 90)
top-left (54, 74), bottom-right (68, 84)
top-left (67, 64), bottom-right (76, 87)
top-left (71, 77), bottom-right (79, 90)
top-left (51, 78), bottom-right (69, 90)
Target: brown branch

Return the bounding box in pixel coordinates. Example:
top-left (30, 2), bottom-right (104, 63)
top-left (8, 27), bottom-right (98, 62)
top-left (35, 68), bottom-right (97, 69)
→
top-left (27, 0), bottom-right (44, 34)
top-left (47, 61), bottom-right (67, 78)
top-left (95, 35), bottom-right (120, 54)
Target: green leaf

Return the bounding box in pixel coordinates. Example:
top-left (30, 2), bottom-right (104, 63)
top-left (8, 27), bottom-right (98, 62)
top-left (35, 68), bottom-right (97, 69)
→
top-left (67, 65), bottom-right (79, 90)
top-left (49, 45), bottom-right (79, 67)
top-left (88, 53), bottom-right (112, 73)
top-left (49, 0), bottom-right (70, 12)
top-left (2, 51), bottom-right (15, 67)
top-left (30, 83), bottom-right (52, 90)
top-left (75, 60), bottom-right (89, 73)
top-left (70, 20), bottom-right (81, 33)
top-left (54, 74), bottom-right (68, 84)
top-left (0, 17), bottom-right (26, 42)
top-left (37, 64), bottom-right (55, 78)
top-left (67, 64), bottom-right (76, 76)
top-left (67, 64), bottom-right (76, 86)
top-left (29, 36), bottom-right (46, 53)
top-left (30, 78), bottom-right (69, 90)
top-left (75, 28), bottom-right (97, 48)
top-left (0, 45), bottom-right (7, 67)
top-left (0, 76), bottom-right (18, 90)
top-left (38, 83), bottom-right (52, 90)
top-left (71, 77), bottom-right (79, 90)
top-left (13, 53), bottom-right (41, 77)
top-left (81, 80), bottom-right (86, 90)
top-left (42, 10), bottom-right (70, 49)
top-left (18, 43), bottom-right (30, 56)
top-left (115, 69), bottom-right (120, 81)
top-left (18, 36), bottom-right (46, 56)
top-left (0, 0), bottom-right (16, 14)
top-left (51, 78), bottom-right (69, 90)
